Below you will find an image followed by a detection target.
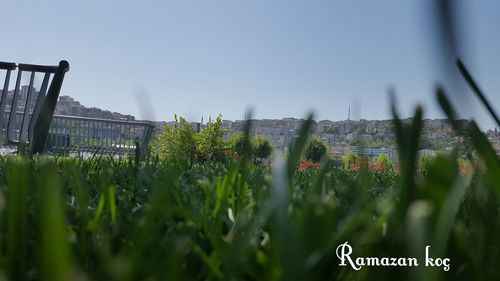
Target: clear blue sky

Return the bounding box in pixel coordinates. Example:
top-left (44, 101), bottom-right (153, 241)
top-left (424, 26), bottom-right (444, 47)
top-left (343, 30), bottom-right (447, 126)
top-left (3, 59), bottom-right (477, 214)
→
top-left (3, 0), bottom-right (499, 129)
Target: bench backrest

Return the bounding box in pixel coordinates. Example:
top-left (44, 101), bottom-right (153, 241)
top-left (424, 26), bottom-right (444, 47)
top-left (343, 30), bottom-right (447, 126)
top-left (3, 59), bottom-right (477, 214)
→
top-left (0, 60), bottom-right (69, 154)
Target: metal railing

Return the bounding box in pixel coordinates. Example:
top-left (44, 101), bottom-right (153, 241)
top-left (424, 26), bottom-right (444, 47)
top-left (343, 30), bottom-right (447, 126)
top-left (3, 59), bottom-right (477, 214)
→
top-left (47, 115), bottom-right (155, 157)
top-left (1, 60), bottom-right (155, 157)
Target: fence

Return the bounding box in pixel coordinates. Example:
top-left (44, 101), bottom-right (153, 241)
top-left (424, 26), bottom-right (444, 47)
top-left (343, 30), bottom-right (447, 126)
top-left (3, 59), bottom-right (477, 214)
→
top-left (47, 115), bottom-right (155, 157)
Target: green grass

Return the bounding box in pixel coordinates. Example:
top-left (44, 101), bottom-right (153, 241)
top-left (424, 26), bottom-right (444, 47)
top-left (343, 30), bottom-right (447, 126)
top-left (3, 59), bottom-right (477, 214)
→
top-left (0, 86), bottom-right (498, 280)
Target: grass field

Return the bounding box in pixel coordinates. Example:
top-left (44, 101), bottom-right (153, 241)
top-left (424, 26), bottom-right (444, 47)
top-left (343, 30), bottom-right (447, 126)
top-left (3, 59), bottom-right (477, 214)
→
top-left (0, 90), bottom-right (498, 281)
top-left (0, 86), bottom-right (499, 281)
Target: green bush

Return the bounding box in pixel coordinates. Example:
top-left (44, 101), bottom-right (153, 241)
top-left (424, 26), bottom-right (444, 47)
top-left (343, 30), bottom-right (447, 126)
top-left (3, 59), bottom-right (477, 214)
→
top-left (304, 136), bottom-right (327, 163)
top-left (342, 151), bottom-right (356, 169)
top-left (374, 152), bottom-right (393, 171)
top-left (152, 115), bottom-right (231, 164)
top-left (195, 115), bottom-right (231, 162)
top-left (151, 115), bottom-right (197, 166)
top-left (229, 134), bottom-right (273, 163)
top-left (252, 135), bottom-right (273, 163)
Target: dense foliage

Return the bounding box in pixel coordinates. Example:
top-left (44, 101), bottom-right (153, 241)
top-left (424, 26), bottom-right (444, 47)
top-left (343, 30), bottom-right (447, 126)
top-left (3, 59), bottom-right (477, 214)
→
top-left (252, 135), bottom-right (273, 163)
top-left (304, 136), bottom-right (327, 163)
top-left (152, 115), bottom-right (232, 165)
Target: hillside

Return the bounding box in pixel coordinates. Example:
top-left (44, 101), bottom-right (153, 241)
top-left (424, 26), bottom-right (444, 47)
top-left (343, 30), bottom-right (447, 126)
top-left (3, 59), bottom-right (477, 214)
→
top-left (55, 95), bottom-right (500, 154)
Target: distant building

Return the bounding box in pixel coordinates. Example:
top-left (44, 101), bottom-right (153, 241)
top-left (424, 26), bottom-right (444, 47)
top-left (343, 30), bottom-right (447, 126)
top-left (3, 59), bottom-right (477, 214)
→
top-left (192, 122), bottom-right (201, 133)
top-left (330, 146), bottom-right (350, 157)
top-left (351, 147), bottom-right (396, 159)
top-left (55, 95), bottom-right (135, 121)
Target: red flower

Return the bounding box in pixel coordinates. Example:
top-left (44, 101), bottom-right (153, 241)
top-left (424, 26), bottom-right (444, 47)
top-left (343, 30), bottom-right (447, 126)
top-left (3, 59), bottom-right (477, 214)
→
top-left (299, 159), bottom-right (320, 171)
top-left (372, 161), bottom-right (387, 172)
top-left (351, 159), bottom-right (369, 170)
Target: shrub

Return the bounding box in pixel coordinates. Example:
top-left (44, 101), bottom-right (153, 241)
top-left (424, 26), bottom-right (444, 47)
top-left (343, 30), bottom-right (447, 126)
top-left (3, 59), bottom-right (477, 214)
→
top-left (374, 152), bottom-right (393, 172)
top-left (304, 136), bottom-right (327, 163)
top-left (152, 115), bottom-right (231, 164)
top-left (342, 151), bottom-right (356, 169)
top-left (151, 115), bottom-right (197, 166)
top-left (229, 134), bottom-right (273, 164)
top-left (252, 135), bottom-right (272, 163)
top-left (195, 115), bottom-right (231, 162)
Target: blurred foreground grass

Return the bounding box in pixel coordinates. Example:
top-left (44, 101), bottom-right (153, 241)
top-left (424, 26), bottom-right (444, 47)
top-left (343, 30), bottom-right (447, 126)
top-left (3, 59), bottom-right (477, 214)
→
top-left (0, 89), bottom-right (498, 281)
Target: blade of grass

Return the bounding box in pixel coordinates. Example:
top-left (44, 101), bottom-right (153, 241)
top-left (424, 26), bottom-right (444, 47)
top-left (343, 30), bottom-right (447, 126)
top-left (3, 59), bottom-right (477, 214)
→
top-left (287, 113), bottom-right (314, 178)
top-left (271, 154), bottom-right (306, 281)
top-left (108, 185), bottom-right (117, 225)
top-left (37, 158), bottom-right (73, 281)
top-left (457, 58), bottom-right (500, 127)
top-left (390, 90), bottom-right (424, 220)
top-left (437, 88), bottom-right (500, 189)
top-left (433, 178), bottom-right (468, 256)
top-left (7, 159), bottom-right (29, 280)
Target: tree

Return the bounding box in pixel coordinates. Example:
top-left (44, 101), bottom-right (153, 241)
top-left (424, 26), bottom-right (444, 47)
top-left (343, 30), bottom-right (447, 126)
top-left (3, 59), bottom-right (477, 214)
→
top-left (151, 115), bottom-right (197, 166)
top-left (229, 133), bottom-right (254, 158)
top-left (305, 137), bottom-right (327, 163)
top-left (252, 135), bottom-right (272, 163)
top-left (418, 135), bottom-right (433, 150)
top-left (195, 115), bottom-right (231, 162)
top-left (229, 134), bottom-right (272, 164)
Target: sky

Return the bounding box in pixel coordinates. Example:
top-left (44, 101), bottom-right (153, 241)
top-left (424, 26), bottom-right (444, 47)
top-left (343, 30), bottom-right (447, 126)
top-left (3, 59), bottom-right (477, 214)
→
top-left (2, 0), bottom-right (499, 129)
